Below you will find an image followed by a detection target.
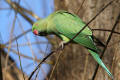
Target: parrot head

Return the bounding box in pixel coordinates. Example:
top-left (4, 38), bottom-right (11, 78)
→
top-left (32, 20), bottom-right (48, 36)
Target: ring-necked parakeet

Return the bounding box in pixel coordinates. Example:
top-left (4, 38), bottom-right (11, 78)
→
top-left (32, 10), bottom-right (113, 79)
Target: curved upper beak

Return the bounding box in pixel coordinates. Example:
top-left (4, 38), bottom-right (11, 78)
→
top-left (33, 29), bottom-right (38, 35)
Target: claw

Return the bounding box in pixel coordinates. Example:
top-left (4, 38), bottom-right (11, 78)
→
top-left (59, 41), bottom-right (66, 49)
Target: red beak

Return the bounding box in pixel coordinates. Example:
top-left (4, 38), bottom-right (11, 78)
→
top-left (33, 29), bottom-right (38, 35)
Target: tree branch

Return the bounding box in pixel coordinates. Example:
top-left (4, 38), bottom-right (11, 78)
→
top-left (92, 11), bottom-right (120, 80)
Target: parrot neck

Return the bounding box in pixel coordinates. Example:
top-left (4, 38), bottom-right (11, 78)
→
top-left (38, 19), bottom-right (48, 32)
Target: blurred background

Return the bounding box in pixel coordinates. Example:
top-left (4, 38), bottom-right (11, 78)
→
top-left (0, 0), bottom-right (120, 80)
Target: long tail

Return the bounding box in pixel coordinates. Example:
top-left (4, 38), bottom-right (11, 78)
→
top-left (88, 49), bottom-right (114, 79)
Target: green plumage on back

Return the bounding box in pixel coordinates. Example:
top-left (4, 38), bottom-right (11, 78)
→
top-left (32, 10), bottom-right (113, 79)
top-left (48, 11), bottom-right (97, 50)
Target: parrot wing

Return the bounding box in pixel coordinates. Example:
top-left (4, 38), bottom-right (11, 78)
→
top-left (53, 10), bottom-right (97, 51)
top-left (49, 10), bottom-right (113, 79)
top-left (53, 10), bottom-right (113, 78)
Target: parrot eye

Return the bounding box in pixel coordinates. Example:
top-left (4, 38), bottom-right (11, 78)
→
top-left (36, 23), bottom-right (38, 26)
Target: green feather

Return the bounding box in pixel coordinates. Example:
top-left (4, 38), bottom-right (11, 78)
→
top-left (88, 49), bottom-right (114, 79)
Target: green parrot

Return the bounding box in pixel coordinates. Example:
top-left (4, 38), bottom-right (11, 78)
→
top-left (32, 10), bottom-right (113, 79)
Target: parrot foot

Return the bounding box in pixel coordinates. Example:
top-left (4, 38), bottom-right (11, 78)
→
top-left (59, 41), bottom-right (67, 49)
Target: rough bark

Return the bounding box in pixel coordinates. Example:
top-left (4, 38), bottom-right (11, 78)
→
top-left (50, 0), bottom-right (120, 80)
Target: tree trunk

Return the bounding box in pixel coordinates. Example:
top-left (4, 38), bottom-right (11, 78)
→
top-left (50, 0), bottom-right (120, 80)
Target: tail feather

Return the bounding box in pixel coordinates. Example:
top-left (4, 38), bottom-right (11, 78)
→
top-left (88, 49), bottom-right (114, 79)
